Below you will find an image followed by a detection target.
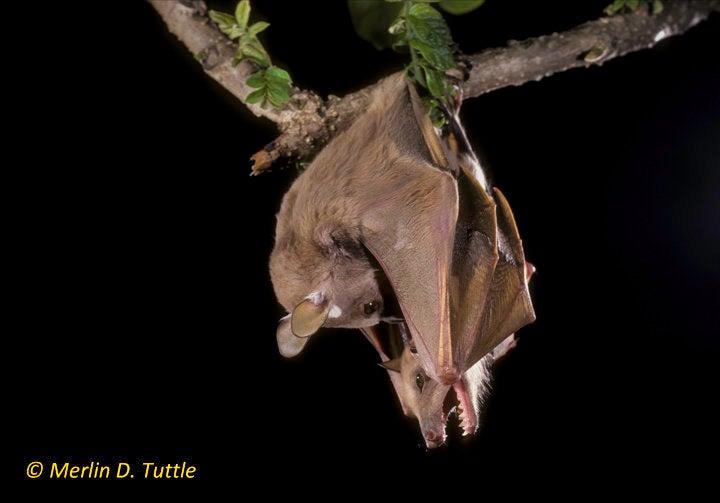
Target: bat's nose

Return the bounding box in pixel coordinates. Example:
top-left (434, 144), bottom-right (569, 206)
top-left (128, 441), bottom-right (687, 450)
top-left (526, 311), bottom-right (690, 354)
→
top-left (424, 429), bottom-right (444, 449)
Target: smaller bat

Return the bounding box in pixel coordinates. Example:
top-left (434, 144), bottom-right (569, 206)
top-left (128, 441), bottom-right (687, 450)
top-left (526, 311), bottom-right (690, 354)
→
top-left (364, 323), bottom-right (515, 449)
top-left (363, 262), bottom-right (533, 448)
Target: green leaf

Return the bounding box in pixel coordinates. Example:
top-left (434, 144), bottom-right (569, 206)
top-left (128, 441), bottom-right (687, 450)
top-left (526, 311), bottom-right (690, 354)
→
top-left (267, 81), bottom-right (292, 107)
top-left (235, 0), bottom-right (251, 30)
top-left (266, 85), bottom-right (290, 108)
top-left (267, 77), bottom-right (290, 94)
top-left (232, 48), bottom-right (243, 67)
top-left (267, 86), bottom-right (290, 106)
top-left (246, 70), bottom-right (266, 88)
top-left (391, 37), bottom-right (409, 52)
top-left (229, 25), bottom-right (245, 40)
top-left (246, 87), bottom-right (266, 105)
top-left (407, 65), bottom-right (426, 88)
top-left (604, 0), bottom-right (626, 14)
top-left (239, 65), bottom-right (290, 108)
top-left (627, 0), bottom-right (639, 9)
top-left (266, 78), bottom-right (290, 98)
top-left (422, 65), bottom-right (446, 98)
top-left (410, 39), bottom-right (454, 70)
top-left (347, 0), bottom-right (403, 50)
top-left (248, 21), bottom-right (270, 37)
top-left (266, 65), bottom-right (292, 84)
top-left (240, 36), bottom-right (270, 67)
top-left (407, 3), bottom-right (453, 52)
top-left (438, 0), bottom-right (485, 15)
top-left (208, 11), bottom-right (237, 36)
top-left (652, 0), bottom-right (663, 14)
top-left (429, 100), bottom-right (446, 127)
top-left (388, 17), bottom-right (406, 35)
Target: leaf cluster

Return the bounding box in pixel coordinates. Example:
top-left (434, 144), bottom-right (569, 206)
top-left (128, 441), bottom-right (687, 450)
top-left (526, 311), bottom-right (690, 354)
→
top-left (209, 1), bottom-right (292, 109)
top-left (605, 0), bottom-right (663, 15)
top-left (349, 1), bottom-right (484, 125)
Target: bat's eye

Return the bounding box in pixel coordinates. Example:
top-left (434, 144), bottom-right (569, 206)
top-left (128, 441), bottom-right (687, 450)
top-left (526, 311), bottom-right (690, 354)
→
top-left (415, 374), bottom-right (425, 391)
top-left (363, 301), bottom-right (380, 315)
top-left (408, 340), bottom-right (417, 354)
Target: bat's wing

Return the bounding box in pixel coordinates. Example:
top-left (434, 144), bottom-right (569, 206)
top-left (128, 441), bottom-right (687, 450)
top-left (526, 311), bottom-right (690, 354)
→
top-left (436, 87), bottom-right (534, 374)
top-left (449, 166), bottom-right (499, 375)
top-left (490, 334), bottom-right (517, 361)
top-left (357, 83), bottom-right (463, 384)
top-left (360, 164), bottom-right (459, 384)
top-left (467, 188), bottom-right (535, 365)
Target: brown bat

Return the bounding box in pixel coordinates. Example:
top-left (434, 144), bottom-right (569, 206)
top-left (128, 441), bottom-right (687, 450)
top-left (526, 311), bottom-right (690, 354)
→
top-left (270, 75), bottom-right (534, 386)
top-left (383, 339), bottom-right (495, 449)
top-left (364, 261), bottom-right (533, 448)
top-left (362, 321), bottom-right (493, 448)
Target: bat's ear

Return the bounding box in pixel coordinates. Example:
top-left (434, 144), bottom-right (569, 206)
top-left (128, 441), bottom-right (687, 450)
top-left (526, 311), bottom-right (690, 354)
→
top-left (276, 317), bottom-right (309, 358)
top-left (276, 294), bottom-right (330, 358)
top-left (378, 358), bottom-right (402, 373)
top-left (291, 295), bottom-right (330, 337)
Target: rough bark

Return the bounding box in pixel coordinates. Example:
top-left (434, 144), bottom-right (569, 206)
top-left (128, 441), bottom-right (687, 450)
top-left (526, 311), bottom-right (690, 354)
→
top-left (148, 0), bottom-right (719, 174)
top-left (464, 1), bottom-right (719, 98)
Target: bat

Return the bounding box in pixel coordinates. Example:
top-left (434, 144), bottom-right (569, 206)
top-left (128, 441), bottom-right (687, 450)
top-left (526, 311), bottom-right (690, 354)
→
top-left (364, 262), bottom-right (532, 448)
top-left (270, 74), bottom-right (535, 389)
top-left (383, 338), bottom-right (494, 449)
top-left (362, 321), bottom-right (492, 448)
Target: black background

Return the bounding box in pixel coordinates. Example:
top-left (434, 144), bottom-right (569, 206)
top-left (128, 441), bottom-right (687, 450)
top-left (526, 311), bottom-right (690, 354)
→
top-left (10, 0), bottom-right (719, 495)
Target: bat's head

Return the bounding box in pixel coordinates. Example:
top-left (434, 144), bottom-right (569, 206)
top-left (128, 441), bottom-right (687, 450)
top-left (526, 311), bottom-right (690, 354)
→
top-left (382, 343), bottom-right (491, 449)
top-left (270, 228), bottom-right (396, 358)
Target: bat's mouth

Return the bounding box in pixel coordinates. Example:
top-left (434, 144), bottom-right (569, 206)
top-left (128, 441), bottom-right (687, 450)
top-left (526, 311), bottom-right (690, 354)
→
top-left (442, 380), bottom-right (478, 437)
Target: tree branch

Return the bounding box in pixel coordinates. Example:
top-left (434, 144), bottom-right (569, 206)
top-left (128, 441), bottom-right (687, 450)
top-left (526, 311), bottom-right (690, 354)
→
top-left (464, 0), bottom-right (720, 98)
top-left (148, 0), bottom-right (718, 174)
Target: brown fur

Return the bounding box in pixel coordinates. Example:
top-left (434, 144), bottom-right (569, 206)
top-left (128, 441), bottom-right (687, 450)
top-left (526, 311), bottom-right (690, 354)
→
top-left (270, 75), bottom-right (439, 330)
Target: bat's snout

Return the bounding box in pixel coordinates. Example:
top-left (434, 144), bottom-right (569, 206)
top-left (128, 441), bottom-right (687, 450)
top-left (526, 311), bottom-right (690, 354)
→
top-left (424, 429), bottom-right (445, 449)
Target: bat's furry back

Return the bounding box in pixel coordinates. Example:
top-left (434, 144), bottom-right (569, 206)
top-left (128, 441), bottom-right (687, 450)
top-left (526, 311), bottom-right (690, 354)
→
top-left (270, 76), bottom-right (435, 328)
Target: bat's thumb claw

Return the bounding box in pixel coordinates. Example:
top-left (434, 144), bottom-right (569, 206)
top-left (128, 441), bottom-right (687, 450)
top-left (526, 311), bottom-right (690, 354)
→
top-left (525, 261), bottom-right (536, 281)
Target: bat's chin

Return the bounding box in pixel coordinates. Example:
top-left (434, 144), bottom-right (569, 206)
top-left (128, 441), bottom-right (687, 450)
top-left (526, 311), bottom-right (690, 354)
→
top-left (423, 430), bottom-right (446, 449)
top-left (441, 380), bottom-right (478, 438)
